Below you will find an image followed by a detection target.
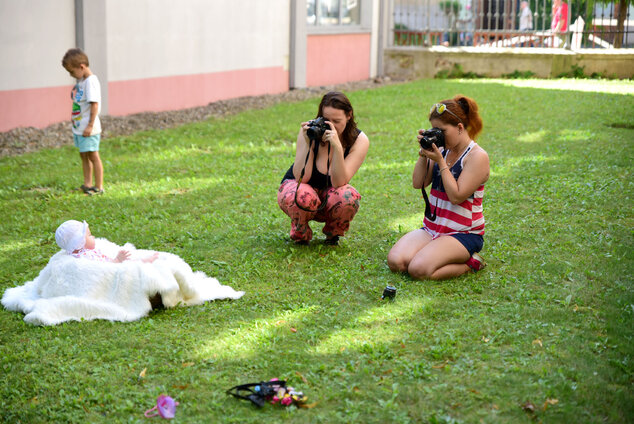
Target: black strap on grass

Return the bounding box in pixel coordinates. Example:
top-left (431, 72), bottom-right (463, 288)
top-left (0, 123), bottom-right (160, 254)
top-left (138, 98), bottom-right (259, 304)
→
top-left (226, 380), bottom-right (287, 408)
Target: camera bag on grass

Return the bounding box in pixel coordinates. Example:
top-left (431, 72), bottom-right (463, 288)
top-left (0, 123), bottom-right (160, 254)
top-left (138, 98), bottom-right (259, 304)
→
top-left (226, 378), bottom-right (310, 408)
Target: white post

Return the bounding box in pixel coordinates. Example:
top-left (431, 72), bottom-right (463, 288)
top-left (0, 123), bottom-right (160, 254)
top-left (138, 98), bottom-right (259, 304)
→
top-left (76, 0), bottom-right (108, 114)
top-left (290, 0), bottom-right (307, 88)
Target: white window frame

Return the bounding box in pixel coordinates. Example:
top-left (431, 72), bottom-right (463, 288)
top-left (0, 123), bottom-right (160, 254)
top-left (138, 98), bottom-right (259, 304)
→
top-left (307, 0), bottom-right (373, 34)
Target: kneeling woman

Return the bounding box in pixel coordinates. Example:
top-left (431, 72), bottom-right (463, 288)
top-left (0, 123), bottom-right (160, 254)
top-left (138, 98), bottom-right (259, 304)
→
top-left (277, 92), bottom-right (369, 245)
top-left (387, 95), bottom-right (489, 280)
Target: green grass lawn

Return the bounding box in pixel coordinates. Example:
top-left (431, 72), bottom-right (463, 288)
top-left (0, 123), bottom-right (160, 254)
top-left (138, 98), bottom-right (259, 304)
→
top-left (0, 78), bottom-right (632, 423)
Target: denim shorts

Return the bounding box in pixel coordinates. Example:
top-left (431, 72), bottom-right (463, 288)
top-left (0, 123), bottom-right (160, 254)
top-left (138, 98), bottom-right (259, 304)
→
top-left (450, 233), bottom-right (484, 255)
top-left (74, 134), bottom-right (101, 152)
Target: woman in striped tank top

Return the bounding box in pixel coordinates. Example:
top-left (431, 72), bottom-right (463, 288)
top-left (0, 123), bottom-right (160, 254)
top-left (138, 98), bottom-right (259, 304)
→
top-left (388, 95), bottom-right (490, 280)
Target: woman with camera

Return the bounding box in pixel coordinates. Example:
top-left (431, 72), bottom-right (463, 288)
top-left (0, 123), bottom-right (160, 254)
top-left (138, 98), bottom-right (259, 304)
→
top-left (277, 91), bottom-right (369, 245)
top-left (387, 95), bottom-right (489, 280)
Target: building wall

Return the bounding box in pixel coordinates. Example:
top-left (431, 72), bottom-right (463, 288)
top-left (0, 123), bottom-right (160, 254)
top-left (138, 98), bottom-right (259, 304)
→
top-left (0, 0), bottom-right (76, 131)
top-left (0, 0), bottom-right (292, 131)
top-left (105, 0), bottom-right (290, 116)
top-left (0, 0), bottom-right (382, 132)
top-left (306, 33), bottom-right (372, 86)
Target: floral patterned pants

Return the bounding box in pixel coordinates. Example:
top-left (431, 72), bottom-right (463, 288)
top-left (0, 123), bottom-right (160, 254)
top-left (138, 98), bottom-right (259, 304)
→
top-left (277, 179), bottom-right (361, 242)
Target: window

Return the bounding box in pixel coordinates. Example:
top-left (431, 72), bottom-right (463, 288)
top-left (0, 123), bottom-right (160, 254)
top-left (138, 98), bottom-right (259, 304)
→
top-left (307, 0), bottom-right (360, 26)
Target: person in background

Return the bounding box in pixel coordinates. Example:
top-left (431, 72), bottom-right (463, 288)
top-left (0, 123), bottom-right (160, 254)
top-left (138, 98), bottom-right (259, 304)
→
top-left (551, 0), bottom-right (569, 46)
top-left (519, 1), bottom-right (533, 31)
top-left (61, 48), bottom-right (104, 195)
top-left (519, 1), bottom-right (533, 46)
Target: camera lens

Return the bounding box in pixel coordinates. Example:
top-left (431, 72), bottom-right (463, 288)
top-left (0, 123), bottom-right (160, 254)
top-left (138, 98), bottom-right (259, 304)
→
top-left (307, 117), bottom-right (327, 141)
top-left (381, 285), bottom-right (397, 300)
top-left (419, 128), bottom-right (445, 150)
top-left (307, 126), bottom-right (321, 140)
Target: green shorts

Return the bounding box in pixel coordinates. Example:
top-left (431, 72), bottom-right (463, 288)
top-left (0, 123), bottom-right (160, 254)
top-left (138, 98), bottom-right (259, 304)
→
top-left (74, 134), bottom-right (101, 152)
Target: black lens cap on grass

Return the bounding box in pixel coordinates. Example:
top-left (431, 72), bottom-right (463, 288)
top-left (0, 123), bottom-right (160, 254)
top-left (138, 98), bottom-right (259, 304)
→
top-left (381, 285), bottom-right (397, 301)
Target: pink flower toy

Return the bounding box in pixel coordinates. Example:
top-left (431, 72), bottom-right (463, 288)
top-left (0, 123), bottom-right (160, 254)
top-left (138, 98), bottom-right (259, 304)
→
top-left (144, 394), bottom-right (179, 419)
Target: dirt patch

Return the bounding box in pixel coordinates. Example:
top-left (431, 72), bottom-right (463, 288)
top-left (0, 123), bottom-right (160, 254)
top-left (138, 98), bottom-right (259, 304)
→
top-left (0, 77), bottom-right (399, 158)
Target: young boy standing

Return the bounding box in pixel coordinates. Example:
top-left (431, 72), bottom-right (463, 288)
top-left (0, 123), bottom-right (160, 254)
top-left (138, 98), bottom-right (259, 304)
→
top-left (61, 48), bottom-right (104, 195)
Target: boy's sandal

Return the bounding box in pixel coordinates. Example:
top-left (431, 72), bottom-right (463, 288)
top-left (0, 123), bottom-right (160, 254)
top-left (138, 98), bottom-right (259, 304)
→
top-left (88, 188), bottom-right (104, 196)
top-left (79, 184), bottom-right (93, 193)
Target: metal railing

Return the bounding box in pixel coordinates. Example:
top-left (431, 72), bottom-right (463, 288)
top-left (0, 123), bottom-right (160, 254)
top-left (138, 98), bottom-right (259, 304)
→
top-left (391, 0), bottom-right (634, 49)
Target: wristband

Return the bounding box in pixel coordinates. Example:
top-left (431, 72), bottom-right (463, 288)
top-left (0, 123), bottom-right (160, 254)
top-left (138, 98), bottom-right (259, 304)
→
top-left (439, 166), bottom-right (448, 173)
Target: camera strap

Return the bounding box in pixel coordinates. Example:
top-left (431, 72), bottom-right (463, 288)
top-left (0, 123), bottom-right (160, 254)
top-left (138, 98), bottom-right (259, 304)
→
top-left (226, 380), bottom-right (287, 408)
top-left (421, 158), bottom-right (437, 221)
top-left (421, 186), bottom-right (437, 221)
top-left (294, 139), bottom-right (331, 213)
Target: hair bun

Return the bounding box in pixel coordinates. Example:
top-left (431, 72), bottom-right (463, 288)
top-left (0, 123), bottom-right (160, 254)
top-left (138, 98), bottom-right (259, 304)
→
top-left (457, 97), bottom-right (469, 114)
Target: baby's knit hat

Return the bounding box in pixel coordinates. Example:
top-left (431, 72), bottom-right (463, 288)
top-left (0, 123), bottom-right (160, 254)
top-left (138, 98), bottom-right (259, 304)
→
top-left (55, 220), bottom-right (87, 253)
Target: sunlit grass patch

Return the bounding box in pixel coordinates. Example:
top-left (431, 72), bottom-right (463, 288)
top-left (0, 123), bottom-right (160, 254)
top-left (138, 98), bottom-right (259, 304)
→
top-left (476, 78), bottom-right (634, 94)
top-left (312, 298), bottom-right (432, 355)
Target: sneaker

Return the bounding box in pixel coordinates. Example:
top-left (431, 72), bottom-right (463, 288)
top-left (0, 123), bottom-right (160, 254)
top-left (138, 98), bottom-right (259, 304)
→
top-left (466, 253), bottom-right (486, 271)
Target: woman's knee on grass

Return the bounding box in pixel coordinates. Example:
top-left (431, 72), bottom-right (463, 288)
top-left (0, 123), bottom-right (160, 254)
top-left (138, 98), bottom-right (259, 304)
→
top-left (407, 265), bottom-right (435, 280)
top-left (387, 249), bottom-right (409, 273)
top-left (407, 256), bottom-right (438, 280)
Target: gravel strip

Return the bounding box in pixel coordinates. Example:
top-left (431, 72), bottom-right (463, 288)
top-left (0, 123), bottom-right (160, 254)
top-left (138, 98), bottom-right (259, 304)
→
top-left (0, 77), bottom-right (397, 158)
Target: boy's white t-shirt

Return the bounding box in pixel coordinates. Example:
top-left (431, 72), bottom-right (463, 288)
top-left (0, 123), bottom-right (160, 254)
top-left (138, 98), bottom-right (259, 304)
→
top-left (71, 74), bottom-right (102, 136)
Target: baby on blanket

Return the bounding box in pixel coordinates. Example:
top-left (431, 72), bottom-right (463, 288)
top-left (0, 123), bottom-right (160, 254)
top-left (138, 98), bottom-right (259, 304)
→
top-left (2, 220), bottom-right (244, 325)
top-left (56, 220), bottom-right (165, 308)
top-left (56, 220), bottom-right (158, 264)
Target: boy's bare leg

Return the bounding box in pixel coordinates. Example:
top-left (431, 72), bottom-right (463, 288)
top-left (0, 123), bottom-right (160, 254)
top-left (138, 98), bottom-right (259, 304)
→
top-left (87, 151), bottom-right (104, 190)
top-left (80, 152), bottom-right (93, 187)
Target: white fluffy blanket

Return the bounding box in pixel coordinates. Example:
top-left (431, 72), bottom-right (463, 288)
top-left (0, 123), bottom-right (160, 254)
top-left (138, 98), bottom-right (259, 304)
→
top-left (1, 238), bottom-right (244, 326)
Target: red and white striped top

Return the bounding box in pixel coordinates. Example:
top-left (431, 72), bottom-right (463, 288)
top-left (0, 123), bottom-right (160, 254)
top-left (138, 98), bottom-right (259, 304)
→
top-left (423, 141), bottom-right (485, 238)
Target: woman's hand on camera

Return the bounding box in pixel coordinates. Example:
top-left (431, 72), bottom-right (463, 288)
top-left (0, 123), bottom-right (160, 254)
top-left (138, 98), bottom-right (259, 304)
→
top-left (418, 141), bottom-right (443, 163)
top-left (300, 121), bottom-right (311, 145)
top-left (323, 121), bottom-right (343, 151)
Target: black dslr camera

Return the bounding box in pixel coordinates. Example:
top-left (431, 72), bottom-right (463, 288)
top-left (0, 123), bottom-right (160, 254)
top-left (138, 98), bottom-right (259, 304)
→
top-left (419, 128), bottom-right (445, 150)
top-left (306, 117), bottom-right (329, 142)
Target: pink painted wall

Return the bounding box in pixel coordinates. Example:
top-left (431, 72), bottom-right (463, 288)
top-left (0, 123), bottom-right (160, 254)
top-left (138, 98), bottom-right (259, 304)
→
top-left (108, 66), bottom-right (289, 116)
top-left (306, 33), bottom-right (371, 87)
top-left (0, 66), bottom-right (288, 131)
top-left (0, 86), bottom-right (71, 132)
